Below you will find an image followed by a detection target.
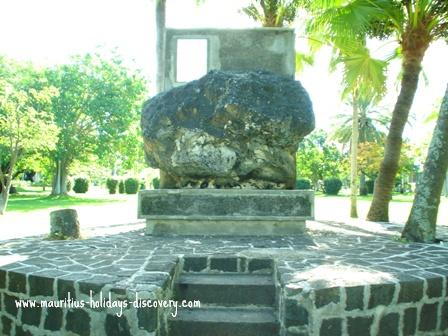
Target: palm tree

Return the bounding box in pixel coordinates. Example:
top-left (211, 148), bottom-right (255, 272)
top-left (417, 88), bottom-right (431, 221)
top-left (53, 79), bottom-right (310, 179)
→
top-left (332, 97), bottom-right (390, 198)
top-left (242, 0), bottom-right (301, 27)
top-left (304, 0), bottom-right (448, 222)
top-left (331, 99), bottom-right (389, 147)
top-left (402, 85), bottom-right (448, 242)
top-left (364, 0), bottom-right (448, 221)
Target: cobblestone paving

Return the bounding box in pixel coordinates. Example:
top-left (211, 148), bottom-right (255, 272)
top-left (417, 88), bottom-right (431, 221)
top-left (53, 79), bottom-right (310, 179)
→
top-left (1, 220), bottom-right (447, 335)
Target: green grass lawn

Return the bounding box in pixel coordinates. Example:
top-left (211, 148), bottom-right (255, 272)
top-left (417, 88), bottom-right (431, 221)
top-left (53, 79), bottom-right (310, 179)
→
top-left (315, 191), bottom-right (415, 202)
top-left (6, 189), bottom-right (125, 213)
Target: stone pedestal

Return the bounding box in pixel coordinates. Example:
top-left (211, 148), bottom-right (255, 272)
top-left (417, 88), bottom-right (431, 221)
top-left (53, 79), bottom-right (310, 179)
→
top-left (138, 189), bottom-right (313, 235)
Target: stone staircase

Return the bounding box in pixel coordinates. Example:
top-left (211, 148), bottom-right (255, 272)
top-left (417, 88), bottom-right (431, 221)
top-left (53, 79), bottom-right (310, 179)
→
top-left (168, 257), bottom-right (280, 336)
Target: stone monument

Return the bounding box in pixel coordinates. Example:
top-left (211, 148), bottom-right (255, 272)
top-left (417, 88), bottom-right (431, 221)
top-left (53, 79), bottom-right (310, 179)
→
top-left (139, 70), bottom-right (315, 235)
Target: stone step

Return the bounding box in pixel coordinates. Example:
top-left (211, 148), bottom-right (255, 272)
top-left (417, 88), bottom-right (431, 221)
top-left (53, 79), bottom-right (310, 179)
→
top-left (174, 273), bottom-right (276, 306)
top-left (169, 306), bottom-right (279, 336)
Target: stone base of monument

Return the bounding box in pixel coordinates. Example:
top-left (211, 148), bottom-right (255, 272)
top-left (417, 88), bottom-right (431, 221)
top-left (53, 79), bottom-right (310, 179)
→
top-left (138, 189), bottom-right (314, 235)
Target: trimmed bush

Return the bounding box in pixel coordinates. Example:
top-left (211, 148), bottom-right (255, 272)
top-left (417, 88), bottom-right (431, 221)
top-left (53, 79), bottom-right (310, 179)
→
top-left (152, 177), bottom-right (160, 189)
top-left (118, 180), bottom-right (125, 194)
top-left (323, 178), bottom-right (342, 195)
top-left (140, 181), bottom-right (146, 190)
top-left (106, 178), bottom-right (119, 194)
top-left (296, 178), bottom-right (311, 190)
top-left (125, 178), bottom-right (139, 194)
top-left (66, 179), bottom-right (72, 192)
top-left (73, 178), bottom-right (89, 194)
top-left (366, 180), bottom-right (375, 194)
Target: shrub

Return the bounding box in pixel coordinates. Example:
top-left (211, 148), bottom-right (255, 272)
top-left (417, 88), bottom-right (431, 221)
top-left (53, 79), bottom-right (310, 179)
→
top-left (106, 178), bottom-right (119, 194)
top-left (323, 178), bottom-right (342, 195)
top-left (140, 181), bottom-right (146, 190)
top-left (296, 178), bottom-right (311, 190)
top-left (125, 178), bottom-right (139, 194)
top-left (66, 179), bottom-right (72, 192)
top-left (359, 183), bottom-right (368, 196)
top-left (73, 178), bottom-right (89, 194)
top-left (366, 180), bottom-right (375, 194)
top-left (152, 177), bottom-right (160, 189)
top-left (118, 180), bottom-right (125, 194)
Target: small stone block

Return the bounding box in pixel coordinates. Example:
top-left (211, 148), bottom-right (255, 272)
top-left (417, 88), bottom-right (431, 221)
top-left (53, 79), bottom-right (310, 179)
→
top-left (8, 271), bottom-right (27, 294)
top-left (345, 286), bottom-right (364, 311)
top-left (347, 316), bottom-right (373, 336)
top-left (368, 283), bottom-right (395, 308)
top-left (403, 307), bottom-right (417, 336)
top-left (137, 306), bottom-right (158, 332)
top-left (57, 279), bottom-right (76, 300)
top-left (285, 299), bottom-right (309, 327)
top-left (44, 307), bottom-right (63, 331)
top-left (4, 293), bottom-right (19, 317)
top-left (441, 301), bottom-right (448, 331)
top-left (248, 259), bottom-right (273, 273)
top-left (320, 318), bottom-right (342, 336)
top-left (183, 257), bottom-right (207, 272)
top-left (21, 305), bottom-right (42, 326)
top-left (398, 278), bottom-right (423, 303)
top-left (210, 257), bottom-right (237, 272)
top-left (0, 269), bottom-right (6, 289)
top-left (105, 314), bottom-right (131, 336)
top-left (1, 315), bottom-right (13, 335)
top-left (419, 303), bottom-right (438, 332)
top-left (426, 277), bottom-right (443, 298)
top-left (15, 325), bottom-right (32, 336)
top-left (378, 312), bottom-right (399, 336)
top-left (66, 309), bottom-right (91, 336)
top-left (29, 274), bottom-right (54, 297)
top-left (315, 287), bottom-right (340, 308)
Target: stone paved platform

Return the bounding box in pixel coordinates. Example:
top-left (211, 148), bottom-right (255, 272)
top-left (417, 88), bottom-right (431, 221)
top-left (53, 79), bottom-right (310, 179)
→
top-left (0, 220), bottom-right (447, 336)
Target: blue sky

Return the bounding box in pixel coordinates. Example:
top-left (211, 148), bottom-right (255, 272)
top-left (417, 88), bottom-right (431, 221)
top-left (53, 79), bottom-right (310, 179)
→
top-left (1, 0), bottom-right (447, 140)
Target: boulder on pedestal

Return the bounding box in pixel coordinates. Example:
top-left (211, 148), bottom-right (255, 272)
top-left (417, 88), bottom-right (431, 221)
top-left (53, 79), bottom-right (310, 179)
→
top-left (141, 70), bottom-right (314, 189)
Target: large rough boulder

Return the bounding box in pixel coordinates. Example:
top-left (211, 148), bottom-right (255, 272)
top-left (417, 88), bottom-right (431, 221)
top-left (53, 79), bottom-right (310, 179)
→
top-left (141, 70), bottom-right (314, 189)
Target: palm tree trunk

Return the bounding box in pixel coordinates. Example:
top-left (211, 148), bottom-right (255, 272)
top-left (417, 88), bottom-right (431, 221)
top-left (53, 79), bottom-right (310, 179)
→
top-left (156, 0), bottom-right (166, 93)
top-left (350, 96), bottom-right (359, 218)
top-left (367, 59), bottom-right (423, 221)
top-left (402, 85), bottom-right (448, 242)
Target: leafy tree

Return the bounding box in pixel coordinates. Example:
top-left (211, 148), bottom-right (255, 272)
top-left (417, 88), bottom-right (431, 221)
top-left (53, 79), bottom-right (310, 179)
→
top-left (402, 85), bottom-right (448, 242)
top-left (358, 141), bottom-right (415, 181)
top-left (301, 0), bottom-right (448, 220)
top-left (45, 52), bottom-right (147, 195)
top-left (0, 57), bottom-right (58, 214)
top-left (296, 130), bottom-right (347, 189)
top-left (242, 0), bottom-right (300, 27)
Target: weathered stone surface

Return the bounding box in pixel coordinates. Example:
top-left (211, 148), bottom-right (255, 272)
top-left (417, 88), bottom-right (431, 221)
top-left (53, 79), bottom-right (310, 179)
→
top-left (29, 274), bottom-right (54, 297)
top-left (345, 286), bottom-right (364, 311)
top-left (320, 318), bottom-right (342, 336)
top-left (50, 208), bottom-right (80, 239)
top-left (105, 315), bottom-right (131, 336)
top-left (66, 309), bottom-right (91, 336)
top-left (1, 315), bottom-right (13, 335)
top-left (419, 302), bottom-right (438, 331)
top-left (183, 257), bottom-right (207, 272)
top-left (378, 312), bottom-right (399, 336)
top-left (403, 307), bottom-right (417, 336)
top-left (8, 271), bottom-right (27, 294)
top-left (141, 70), bottom-right (314, 189)
top-left (44, 307), bottom-right (63, 331)
top-left (347, 316), bottom-right (373, 336)
top-left (21, 305), bottom-right (42, 326)
top-left (285, 299), bottom-right (309, 327)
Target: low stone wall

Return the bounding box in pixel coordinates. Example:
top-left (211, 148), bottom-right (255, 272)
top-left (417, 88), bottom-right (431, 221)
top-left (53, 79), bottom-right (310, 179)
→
top-left (282, 272), bottom-right (448, 335)
top-left (1, 221), bottom-right (448, 336)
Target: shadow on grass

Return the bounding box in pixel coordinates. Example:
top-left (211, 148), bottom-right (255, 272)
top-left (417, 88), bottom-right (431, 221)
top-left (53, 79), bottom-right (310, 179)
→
top-left (7, 195), bottom-right (123, 212)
